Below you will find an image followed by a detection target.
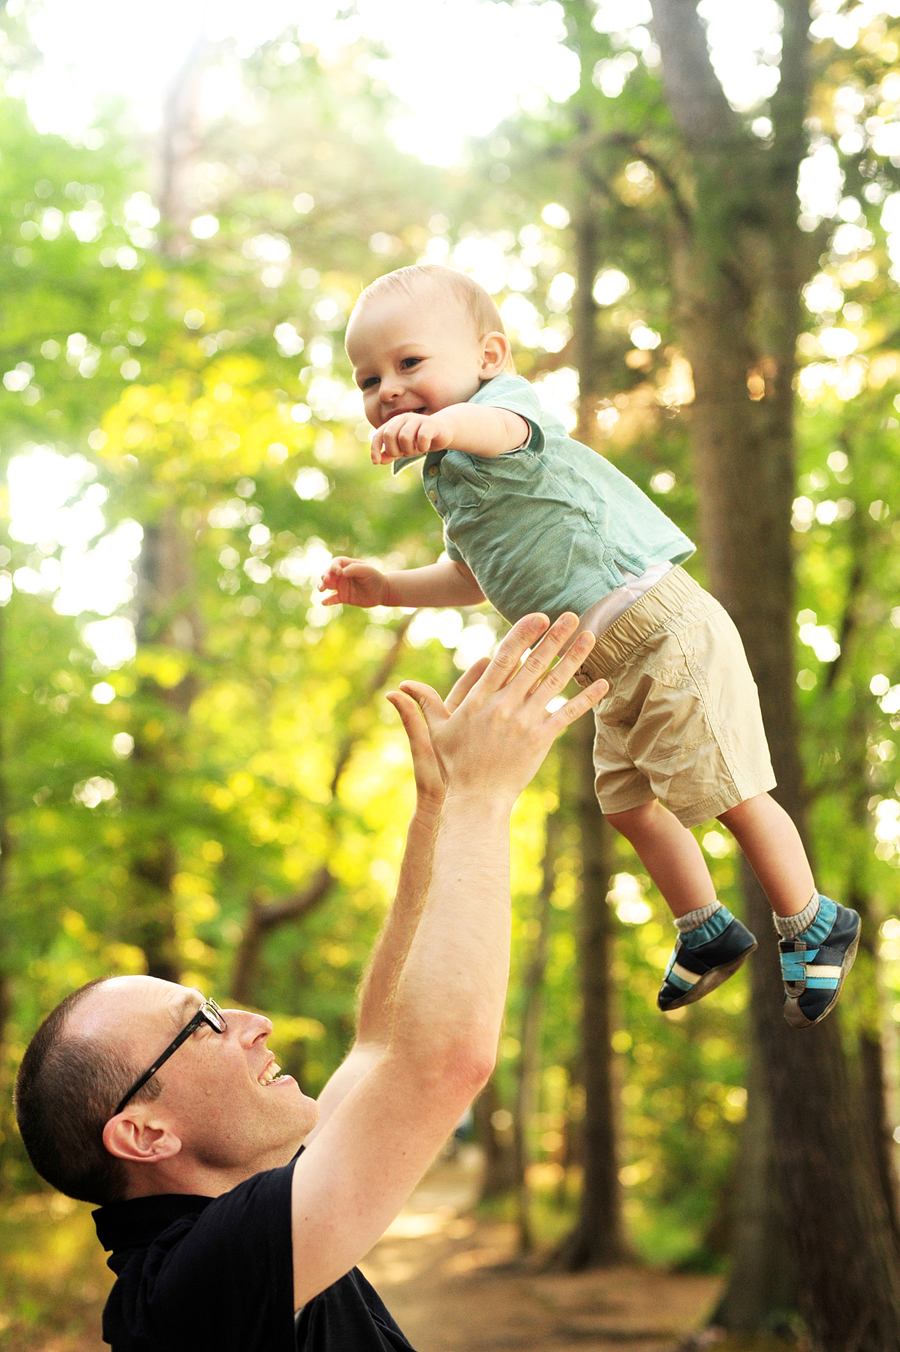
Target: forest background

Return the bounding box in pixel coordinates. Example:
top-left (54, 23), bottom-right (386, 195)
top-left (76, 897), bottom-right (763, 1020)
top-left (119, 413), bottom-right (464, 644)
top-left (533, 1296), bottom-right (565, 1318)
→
top-left (3, 0), bottom-right (900, 1348)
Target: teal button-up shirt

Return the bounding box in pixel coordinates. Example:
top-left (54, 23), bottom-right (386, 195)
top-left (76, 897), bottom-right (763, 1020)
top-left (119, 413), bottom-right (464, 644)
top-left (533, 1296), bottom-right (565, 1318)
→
top-left (393, 373), bottom-right (694, 626)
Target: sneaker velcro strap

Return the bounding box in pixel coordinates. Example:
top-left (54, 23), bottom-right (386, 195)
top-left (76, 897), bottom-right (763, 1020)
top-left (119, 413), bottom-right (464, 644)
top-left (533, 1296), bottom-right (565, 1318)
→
top-left (672, 944), bottom-right (718, 977)
top-left (781, 950), bottom-right (816, 981)
top-left (669, 961), bottom-right (702, 988)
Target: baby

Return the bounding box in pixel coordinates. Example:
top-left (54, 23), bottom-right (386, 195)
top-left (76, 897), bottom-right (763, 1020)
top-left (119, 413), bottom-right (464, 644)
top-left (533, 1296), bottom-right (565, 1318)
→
top-left (320, 263), bottom-right (859, 1028)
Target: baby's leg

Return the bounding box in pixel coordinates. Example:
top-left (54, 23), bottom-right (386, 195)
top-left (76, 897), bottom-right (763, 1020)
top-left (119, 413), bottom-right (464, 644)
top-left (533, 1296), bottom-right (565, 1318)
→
top-left (718, 792), bottom-right (860, 1029)
top-left (717, 792), bottom-right (813, 916)
top-left (607, 800), bottom-right (756, 1011)
top-left (605, 800), bottom-right (716, 918)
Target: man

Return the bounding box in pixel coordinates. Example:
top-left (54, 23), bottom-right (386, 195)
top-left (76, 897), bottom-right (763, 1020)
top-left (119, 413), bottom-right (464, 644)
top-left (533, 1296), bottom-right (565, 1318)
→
top-left (16, 612), bottom-right (605, 1351)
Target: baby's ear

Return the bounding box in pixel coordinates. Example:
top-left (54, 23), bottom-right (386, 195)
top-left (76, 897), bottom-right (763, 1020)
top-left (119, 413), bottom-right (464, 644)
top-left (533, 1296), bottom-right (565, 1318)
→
top-left (480, 331), bottom-right (510, 377)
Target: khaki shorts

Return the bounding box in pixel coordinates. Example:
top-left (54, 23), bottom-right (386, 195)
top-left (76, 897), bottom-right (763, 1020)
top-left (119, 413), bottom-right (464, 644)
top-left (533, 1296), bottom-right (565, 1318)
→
top-left (575, 567), bottom-right (776, 828)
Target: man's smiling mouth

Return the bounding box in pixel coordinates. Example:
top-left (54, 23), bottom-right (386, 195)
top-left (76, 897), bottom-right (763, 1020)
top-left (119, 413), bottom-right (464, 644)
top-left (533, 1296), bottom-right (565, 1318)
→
top-left (259, 1061), bottom-right (284, 1086)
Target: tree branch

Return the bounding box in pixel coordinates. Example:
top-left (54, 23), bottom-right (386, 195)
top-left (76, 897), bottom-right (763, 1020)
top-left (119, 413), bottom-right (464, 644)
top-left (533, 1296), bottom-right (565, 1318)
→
top-left (330, 611), bottom-right (415, 798)
top-left (648, 0), bottom-right (739, 148)
top-left (770, 0), bottom-right (813, 155)
top-left (231, 867), bottom-right (334, 1005)
top-left (230, 613), bottom-right (416, 1004)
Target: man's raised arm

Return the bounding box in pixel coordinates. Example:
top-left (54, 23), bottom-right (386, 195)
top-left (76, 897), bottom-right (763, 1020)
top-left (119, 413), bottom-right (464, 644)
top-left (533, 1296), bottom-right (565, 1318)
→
top-left (290, 612), bottom-right (607, 1309)
top-left (309, 657), bottom-right (491, 1129)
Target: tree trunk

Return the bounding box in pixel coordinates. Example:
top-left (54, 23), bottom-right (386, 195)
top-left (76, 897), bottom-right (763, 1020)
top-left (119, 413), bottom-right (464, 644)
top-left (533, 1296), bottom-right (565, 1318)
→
top-left (157, 35), bottom-right (215, 257)
top-left (551, 188), bottom-right (627, 1269)
top-left (126, 508), bottom-right (203, 981)
top-left (513, 806), bottom-right (561, 1254)
top-left (710, 1033), bottom-right (796, 1330)
top-left (475, 1074), bottom-right (517, 1199)
top-left (852, 876), bottom-right (900, 1252)
top-left (650, 2), bottom-right (900, 1343)
top-left (553, 712), bottom-right (627, 1268)
top-left (821, 491), bottom-right (900, 1245)
top-left (0, 597), bottom-right (14, 1166)
top-left (122, 36), bottom-right (212, 978)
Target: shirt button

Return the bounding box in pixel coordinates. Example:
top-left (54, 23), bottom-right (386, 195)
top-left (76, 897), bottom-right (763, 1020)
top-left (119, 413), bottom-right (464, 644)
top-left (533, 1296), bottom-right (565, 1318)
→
top-left (427, 465), bottom-right (439, 477)
top-left (429, 491), bottom-right (437, 503)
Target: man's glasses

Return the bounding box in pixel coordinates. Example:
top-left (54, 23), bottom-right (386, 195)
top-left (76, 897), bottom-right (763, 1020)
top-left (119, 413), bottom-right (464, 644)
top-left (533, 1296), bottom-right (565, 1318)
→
top-left (111, 996), bottom-right (226, 1117)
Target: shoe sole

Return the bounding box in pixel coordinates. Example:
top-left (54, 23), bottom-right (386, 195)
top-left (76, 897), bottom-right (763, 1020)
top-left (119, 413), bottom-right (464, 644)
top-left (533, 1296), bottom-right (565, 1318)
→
top-left (783, 929), bottom-right (860, 1030)
top-left (660, 940), bottom-right (758, 1012)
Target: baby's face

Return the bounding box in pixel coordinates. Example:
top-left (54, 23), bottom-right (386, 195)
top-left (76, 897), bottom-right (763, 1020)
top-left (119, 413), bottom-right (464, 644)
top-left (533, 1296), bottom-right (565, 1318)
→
top-left (346, 285), bottom-right (489, 430)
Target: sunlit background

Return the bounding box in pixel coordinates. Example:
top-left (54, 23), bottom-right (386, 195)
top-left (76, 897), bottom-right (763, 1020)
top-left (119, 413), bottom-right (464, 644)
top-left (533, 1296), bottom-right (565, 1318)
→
top-left (5, 3), bottom-right (900, 1326)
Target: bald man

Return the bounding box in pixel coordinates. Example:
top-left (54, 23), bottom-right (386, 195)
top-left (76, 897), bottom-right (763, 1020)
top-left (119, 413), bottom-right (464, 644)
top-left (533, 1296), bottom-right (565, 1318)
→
top-left (16, 613), bottom-right (605, 1352)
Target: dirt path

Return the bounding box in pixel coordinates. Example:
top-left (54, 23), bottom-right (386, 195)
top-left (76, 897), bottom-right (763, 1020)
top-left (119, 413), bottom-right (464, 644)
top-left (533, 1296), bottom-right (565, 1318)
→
top-left (360, 1148), bottom-right (722, 1352)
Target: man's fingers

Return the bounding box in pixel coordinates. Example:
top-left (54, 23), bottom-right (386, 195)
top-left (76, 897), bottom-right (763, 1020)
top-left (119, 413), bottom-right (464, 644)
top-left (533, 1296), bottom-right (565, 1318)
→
top-left (443, 657), bottom-right (491, 714)
top-left (386, 689), bottom-right (431, 754)
top-left (553, 677), bottom-right (609, 725)
top-left (474, 613), bottom-right (551, 694)
top-left (397, 679), bottom-right (449, 734)
top-left (519, 627), bottom-right (597, 701)
top-left (515, 612), bottom-right (582, 684)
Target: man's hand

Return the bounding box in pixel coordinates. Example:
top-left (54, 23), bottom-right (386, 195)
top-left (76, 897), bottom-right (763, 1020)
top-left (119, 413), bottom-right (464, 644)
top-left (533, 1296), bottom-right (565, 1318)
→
top-left (398, 613), bottom-right (608, 810)
top-left (318, 557), bottom-right (390, 608)
top-left (371, 411), bottom-right (454, 464)
top-left (387, 659), bottom-right (491, 818)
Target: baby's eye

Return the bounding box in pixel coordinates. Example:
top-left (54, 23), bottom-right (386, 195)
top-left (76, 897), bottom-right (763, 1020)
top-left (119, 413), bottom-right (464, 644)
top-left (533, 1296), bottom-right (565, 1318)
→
top-left (359, 375), bottom-right (379, 390)
top-left (399, 357), bottom-right (422, 370)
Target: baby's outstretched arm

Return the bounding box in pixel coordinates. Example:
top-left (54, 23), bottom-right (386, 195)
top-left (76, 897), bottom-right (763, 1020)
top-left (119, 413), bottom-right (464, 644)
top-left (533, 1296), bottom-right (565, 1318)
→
top-left (319, 556), bottom-right (485, 609)
top-left (372, 403), bottom-right (528, 465)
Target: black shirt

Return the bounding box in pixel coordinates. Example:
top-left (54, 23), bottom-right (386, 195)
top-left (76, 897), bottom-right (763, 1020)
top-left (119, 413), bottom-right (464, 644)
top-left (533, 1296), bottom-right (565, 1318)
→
top-left (93, 1156), bottom-right (416, 1351)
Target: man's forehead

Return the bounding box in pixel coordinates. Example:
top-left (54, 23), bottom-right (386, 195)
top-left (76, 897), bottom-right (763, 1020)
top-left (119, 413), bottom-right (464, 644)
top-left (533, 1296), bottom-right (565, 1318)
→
top-left (69, 976), bottom-right (198, 1039)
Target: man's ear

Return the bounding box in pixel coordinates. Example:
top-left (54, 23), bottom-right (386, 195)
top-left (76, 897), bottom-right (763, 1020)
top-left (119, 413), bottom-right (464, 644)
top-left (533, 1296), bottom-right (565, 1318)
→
top-left (480, 331), bottom-right (511, 378)
top-left (103, 1110), bottom-right (183, 1166)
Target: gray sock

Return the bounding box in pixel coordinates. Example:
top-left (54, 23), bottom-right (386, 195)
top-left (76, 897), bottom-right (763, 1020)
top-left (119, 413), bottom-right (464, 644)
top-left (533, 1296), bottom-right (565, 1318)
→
top-left (675, 900), bottom-right (722, 934)
top-left (773, 891), bottom-right (819, 939)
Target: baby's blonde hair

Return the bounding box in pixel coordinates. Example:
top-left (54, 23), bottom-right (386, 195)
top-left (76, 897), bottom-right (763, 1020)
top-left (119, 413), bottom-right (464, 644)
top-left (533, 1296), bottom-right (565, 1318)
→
top-left (351, 264), bottom-right (516, 373)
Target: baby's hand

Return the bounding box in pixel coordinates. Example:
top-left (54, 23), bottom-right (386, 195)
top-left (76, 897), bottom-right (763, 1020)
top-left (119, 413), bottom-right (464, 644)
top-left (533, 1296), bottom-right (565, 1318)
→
top-left (372, 411), bottom-right (455, 464)
top-left (318, 557), bottom-right (389, 608)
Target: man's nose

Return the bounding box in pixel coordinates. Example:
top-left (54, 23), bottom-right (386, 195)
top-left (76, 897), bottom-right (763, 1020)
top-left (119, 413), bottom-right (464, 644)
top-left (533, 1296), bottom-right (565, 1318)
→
top-left (228, 1009), bottom-right (273, 1046)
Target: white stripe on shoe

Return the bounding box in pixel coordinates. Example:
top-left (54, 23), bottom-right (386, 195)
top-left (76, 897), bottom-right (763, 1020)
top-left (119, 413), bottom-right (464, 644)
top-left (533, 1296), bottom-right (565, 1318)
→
top-left (671, 962), bottom-right (702, 986)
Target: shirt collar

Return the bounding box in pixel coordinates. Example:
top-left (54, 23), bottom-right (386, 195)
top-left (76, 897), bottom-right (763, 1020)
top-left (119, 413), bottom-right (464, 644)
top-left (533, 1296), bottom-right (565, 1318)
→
top-left (91, 1145), bottom-right (305, 1258)
top-left (391, 449), bottom-right (447, 476)
top-left (93, 1193), bottom-right (214, 1256)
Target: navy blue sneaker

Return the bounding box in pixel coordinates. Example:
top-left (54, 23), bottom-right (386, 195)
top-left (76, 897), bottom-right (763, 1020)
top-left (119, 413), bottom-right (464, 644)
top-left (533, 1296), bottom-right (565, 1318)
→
top-left (657, 907), bottom-right (758, 1012)
top-left (780, 896), bottom-right (860, 1029)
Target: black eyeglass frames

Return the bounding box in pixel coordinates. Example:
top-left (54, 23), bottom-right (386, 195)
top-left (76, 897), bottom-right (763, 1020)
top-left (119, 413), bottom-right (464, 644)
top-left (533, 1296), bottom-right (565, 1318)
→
top-left (111, 996), bottom-right (227, 1118)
